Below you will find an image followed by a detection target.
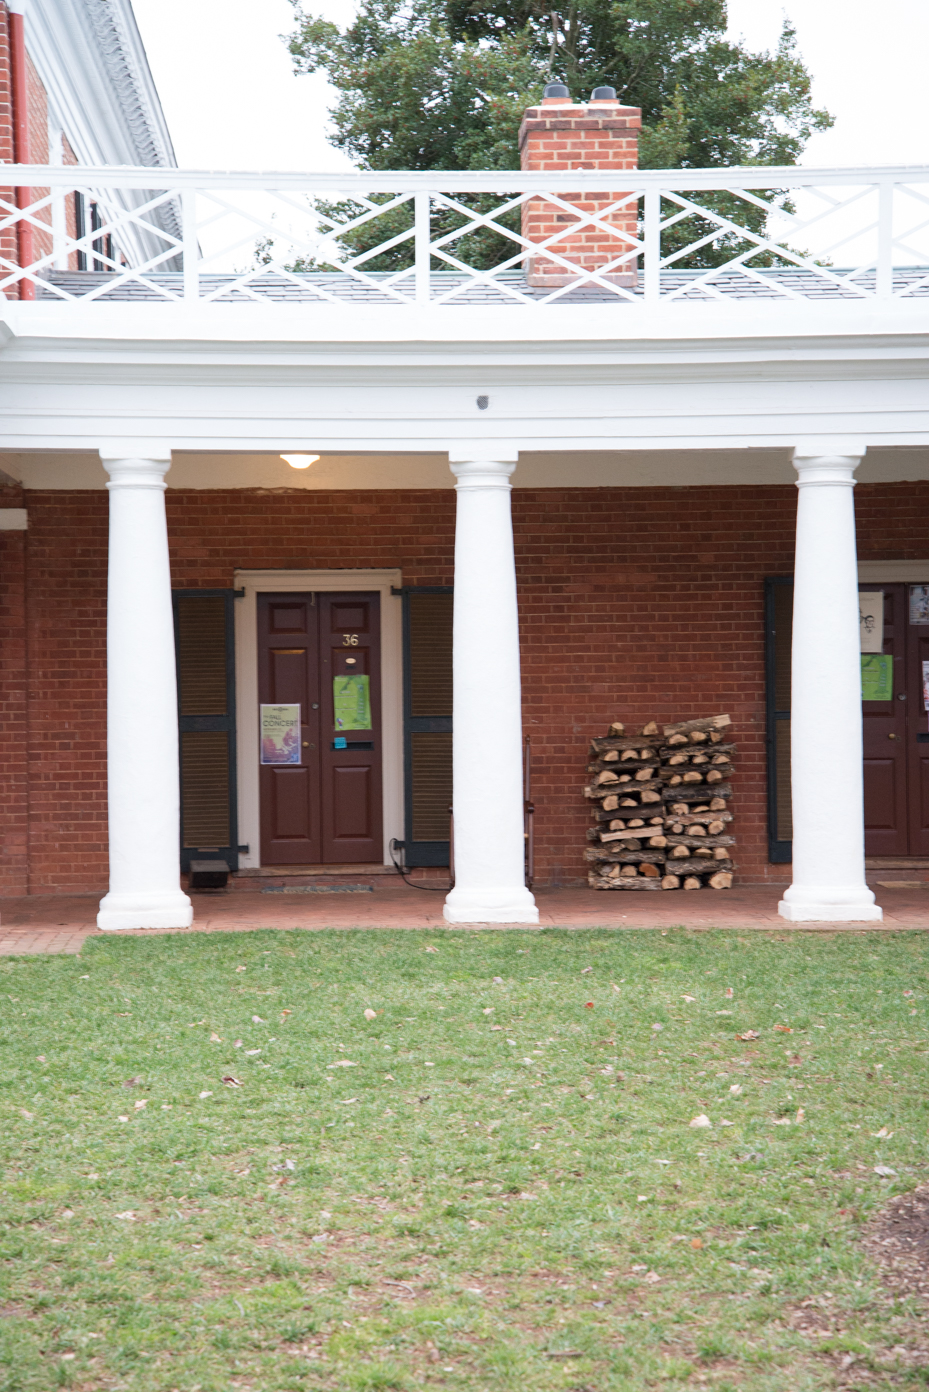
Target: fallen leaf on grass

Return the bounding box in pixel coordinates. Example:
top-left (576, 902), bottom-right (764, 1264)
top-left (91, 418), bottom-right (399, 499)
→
top-left (252, 1016), bottom-right (266, 1024)
top-left (774, 1024), bottom-right (793, 1033)
top-left (874, 1165), bottom-right (897, 1177)
top-left (114, 1211), bottom-right (137, 1221)
top-left (729, 1084), bottom-right (743, 1095)
top-left (872, 1127), bottom-right (894, 1138)
top-left (384, 1074), bottom-right (395, 1081)
top-left (644, 1271), bottom-right (661, 1283)
top-left (581, 967), bottom-right (593, 975)
top-left (425, 945), bottom-right (439, 953)
top-left (36, 1055), bottom-right (46, 1063)
top-left (716, 1010), bottom-right (732, 1016)
top-left (490, 1025), bottom-right (503, 1031)
top-left (364, 1009), bottom-right (377, 1020)
top-left (198, 1091), bottom-right (213, 1100)
top-left (122, 1076), bottom-right (143, 1088)
top-left (210, 1032), bottom-right (222, 1042)
top-left (545, 1350), bottom-right (583, 1359)
top-left (903, 990), bottom-right (914, 998)
top-left (689, 1114), bottom-right (712, 1129)
top-left (245, 1049), bottom-right (261, 1056)
top-left (272, 1159), bottom-right (296, 1172)
top-left (796, 1108), bottom-right (805, 1123)
top-left (681, 995), bottom-right (696, 1003)
top-left (585, 1002), bottom-right (594, 1009)
top-left (133, 1100), bottom-right (147, 1110)
top-left (20, 1110), bottom-right (33, 1120)
top-left (736, 1031), bottom-right (759, 1041)
top-left (691, 1237), bottom-right (703, 1249)
top-left (329, 1060), bottom-right (357, 1068)
top-left (222, 1076), bottom-right (243, 1088)
top-left (235, 966), bottom-right (247, 973)
top-left (339, 1098), bottom-right (358, 1105)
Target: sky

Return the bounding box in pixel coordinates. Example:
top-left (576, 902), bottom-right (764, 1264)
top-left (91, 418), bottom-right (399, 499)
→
top-left (131, 0), bottom-right (929, 173)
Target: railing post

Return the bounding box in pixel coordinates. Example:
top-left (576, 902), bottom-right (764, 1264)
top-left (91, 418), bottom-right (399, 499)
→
top-left (876, 180), bottom-right (893, 299)
top-left (182, 187), bottom-right (199, 303)
top-left (643, 184), bottom-right (660, 303)
top-left (414, 189), bottom-right (430, 305)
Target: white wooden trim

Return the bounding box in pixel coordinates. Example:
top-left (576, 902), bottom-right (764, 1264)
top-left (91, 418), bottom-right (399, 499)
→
top-left (858, 560), bottom-right (929, 581)
top-left (233, 568), bottom-right (403, 871)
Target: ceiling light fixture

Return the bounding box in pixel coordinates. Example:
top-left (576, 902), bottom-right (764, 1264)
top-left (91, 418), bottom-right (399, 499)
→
top-left (280, 453), bottom-right (320, 470)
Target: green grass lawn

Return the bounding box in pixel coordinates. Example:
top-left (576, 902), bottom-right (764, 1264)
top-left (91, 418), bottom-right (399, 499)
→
top-left (1, 927), bottom-right (928, 1392)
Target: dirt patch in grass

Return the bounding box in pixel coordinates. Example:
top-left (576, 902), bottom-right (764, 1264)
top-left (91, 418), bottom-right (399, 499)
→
top-left (864, 1182), bottom-right (929, 1304)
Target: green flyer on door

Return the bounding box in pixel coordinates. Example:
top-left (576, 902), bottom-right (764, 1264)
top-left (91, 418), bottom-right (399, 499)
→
top-left (333, 674), bottom-right (371, 730)
top-left (860, 653), bottom-right (893, 701)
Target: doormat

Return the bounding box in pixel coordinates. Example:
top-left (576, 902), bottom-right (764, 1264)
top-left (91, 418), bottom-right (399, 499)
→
top-left (260, 884), bottom-right (375, 894)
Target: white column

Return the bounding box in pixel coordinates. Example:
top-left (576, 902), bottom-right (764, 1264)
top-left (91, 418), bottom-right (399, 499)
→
top-left (97, 455), bottom-right (193, 931)
top-left (778, 451), bottom-right (881, 922)
top-left (444, 457), bottom-right (538, 925)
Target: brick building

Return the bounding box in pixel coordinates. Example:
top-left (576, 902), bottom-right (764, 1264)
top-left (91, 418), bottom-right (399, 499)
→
top-left (1, 51), bottom-right (928, 927)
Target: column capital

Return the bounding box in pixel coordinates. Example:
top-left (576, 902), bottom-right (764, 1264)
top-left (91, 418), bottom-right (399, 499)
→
top-left (450, 459), bottom-right (516, 490)
top-left (792, 454), bottom-right (863, 489)
top-left (102, 455), bottom-right (172, 491)
top-left (447, 443), bottom-right (519, 465)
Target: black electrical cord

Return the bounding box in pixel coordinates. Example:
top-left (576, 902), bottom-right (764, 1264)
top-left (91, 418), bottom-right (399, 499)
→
top-left (389, 838), bottom-right (452, 891)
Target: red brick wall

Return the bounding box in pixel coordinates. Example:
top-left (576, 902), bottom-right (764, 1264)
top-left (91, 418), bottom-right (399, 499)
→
top-left (0, 4), bottom-right (17, 284)
top-left (7, 480), bottom-right (929, 895)
top-left (0, 481), bottom-right (27, 893)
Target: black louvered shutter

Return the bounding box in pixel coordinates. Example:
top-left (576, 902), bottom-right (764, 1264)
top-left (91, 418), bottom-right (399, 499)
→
top-left (401, 588), bottom-right (453, 866)
top-left (173, 590), bottom-right (239, 871)
top-left (764, 577), bottom-right (793, 862)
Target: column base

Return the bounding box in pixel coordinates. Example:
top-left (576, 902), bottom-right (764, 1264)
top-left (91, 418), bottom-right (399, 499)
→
top-left (444, 886), bottom-right (539, 925)
top-left (97, 889), bottom-right (194, 931)
top-left (778, 884), bottom-right (882, 923)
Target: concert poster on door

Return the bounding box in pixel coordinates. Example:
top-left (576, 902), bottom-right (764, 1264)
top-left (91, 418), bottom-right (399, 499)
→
top-left (260, 704), bottom-right (301, 764)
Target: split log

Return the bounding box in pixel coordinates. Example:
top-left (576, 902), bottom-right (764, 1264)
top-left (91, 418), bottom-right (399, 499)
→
top-left (662, 784), bottom-right (731, 803)
top-left (659, 743), bottom-right (736, 760)
top-left (664, 857), bottom-right (735, 876)
top-left (664, 834), bottom-right (736, 850)
top-left (641, 720), bottom-right (659, 736)
top-left (584, 847), bottom-right (667, 866)
top-left (589, 872), bottom-right (661, 890)
top-left (683, 876), bottom-right (703, 890)
top-left (590, 736), bottom-right (660, 755)
top-left (608, 721), bottom-right (625, 736)
top-left (708, 871), bottom-right (733, 889)
top-left (639, 861), bottom-right (660, 877)
top-left (661, 874), bottom-right (681, 890)
top-left (662, 714), bottom-right (731, 738)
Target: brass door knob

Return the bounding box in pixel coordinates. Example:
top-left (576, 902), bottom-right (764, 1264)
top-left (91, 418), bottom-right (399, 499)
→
top-left (888, 733), bottom-right (898, 740)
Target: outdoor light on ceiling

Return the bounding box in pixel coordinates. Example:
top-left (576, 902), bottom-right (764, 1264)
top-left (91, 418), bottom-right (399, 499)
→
top-left (280, 453), bottom-right (320, 469)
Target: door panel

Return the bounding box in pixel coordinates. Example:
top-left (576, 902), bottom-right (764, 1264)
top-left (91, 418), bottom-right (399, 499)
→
top-left (319, 592), bottom-right (383, 862)
top-left (258, 595), bottom-right (321, 865)
top-left (907, 618), bottom-right (929, 855)
top-left (862, 584), bottom-right (908, 856)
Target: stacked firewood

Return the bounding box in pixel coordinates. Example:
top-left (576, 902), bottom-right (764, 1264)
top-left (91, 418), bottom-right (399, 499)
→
top-left (585, 715), bottom-right (735, 891)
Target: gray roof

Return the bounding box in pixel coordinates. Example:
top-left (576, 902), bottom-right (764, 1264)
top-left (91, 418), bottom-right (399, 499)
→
top-left (37, 266), bottom-right (929, 304)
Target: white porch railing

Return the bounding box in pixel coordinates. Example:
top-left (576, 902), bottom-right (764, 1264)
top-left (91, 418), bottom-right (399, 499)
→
top-left (2, 164), bottom-right (928, 306)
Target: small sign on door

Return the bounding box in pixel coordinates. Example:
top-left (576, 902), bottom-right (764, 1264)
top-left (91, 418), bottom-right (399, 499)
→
top-left (260, 704), bottom-right (301, 764)
top-left (859, 592), bottom-right (884, 652)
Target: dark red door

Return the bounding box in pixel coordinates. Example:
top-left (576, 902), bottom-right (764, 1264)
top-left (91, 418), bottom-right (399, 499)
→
top-left (257, 592), bottom-right (382, 866)
top-left (907, 607), bottom-right (929, 856)
top-left (319, 593), bottom-right (382, 863)
top-left (862, 584), bottom-right (908, 856)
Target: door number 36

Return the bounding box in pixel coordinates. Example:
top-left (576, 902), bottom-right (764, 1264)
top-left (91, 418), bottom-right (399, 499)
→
top-left (342, 633), bottom-right (359, 646)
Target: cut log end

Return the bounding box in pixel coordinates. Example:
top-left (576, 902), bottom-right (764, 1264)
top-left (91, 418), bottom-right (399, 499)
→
top-left (708, 871), bottom-right (733, 890)
top-left (661, 874), bottom-right (681, 890)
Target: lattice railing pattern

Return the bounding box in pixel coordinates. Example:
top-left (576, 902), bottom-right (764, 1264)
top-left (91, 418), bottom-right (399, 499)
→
top-left (1, 165), bottom-right (927, 305)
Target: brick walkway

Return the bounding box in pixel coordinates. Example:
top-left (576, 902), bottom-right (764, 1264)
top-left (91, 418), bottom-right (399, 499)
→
top-left (2, 880), bottom-right (929, 954)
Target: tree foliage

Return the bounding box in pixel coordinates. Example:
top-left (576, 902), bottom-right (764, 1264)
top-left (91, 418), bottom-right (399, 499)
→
top-left (282, 0), bottom-right (833, 274)
top-left (287, 0), bottom-right (831, 174)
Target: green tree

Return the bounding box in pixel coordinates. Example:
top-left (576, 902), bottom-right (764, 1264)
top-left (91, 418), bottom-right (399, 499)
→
top-left (283, 0), bottom-right (833, 273)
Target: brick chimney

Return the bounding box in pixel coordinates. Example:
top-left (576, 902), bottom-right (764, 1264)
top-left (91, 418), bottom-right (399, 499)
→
top-left (518, 83), bottom-right (641, 289)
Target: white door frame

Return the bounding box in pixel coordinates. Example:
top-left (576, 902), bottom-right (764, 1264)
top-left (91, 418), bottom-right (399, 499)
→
top-left (233, 568), bottom-right (404, 869)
